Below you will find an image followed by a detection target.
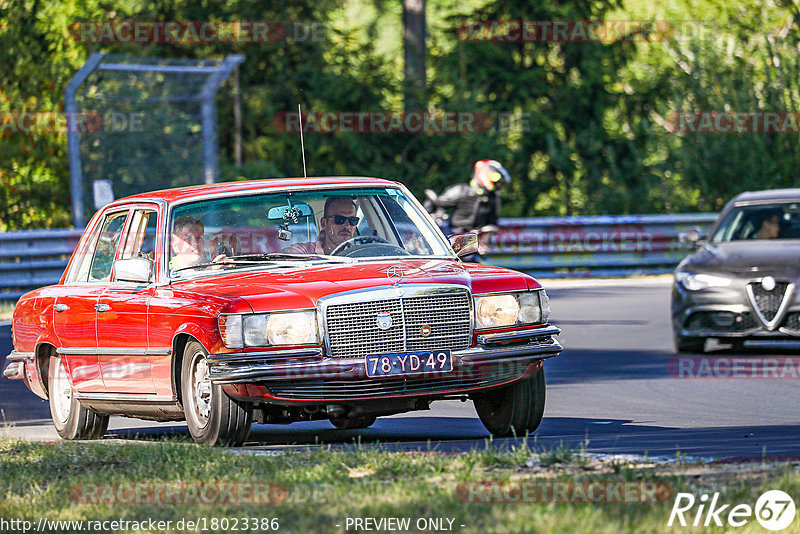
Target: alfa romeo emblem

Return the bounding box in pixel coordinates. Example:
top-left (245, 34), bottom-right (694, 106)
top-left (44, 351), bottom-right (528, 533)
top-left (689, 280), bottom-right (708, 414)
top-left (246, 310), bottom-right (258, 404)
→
top-left (762, 276), bottom-right (776, 291)
top-left (420, 325), bottom-right (431, 337)
top-left (376, 311), bottom-right (392, 330)
top-left (387, 266), bottom-right (404, 285)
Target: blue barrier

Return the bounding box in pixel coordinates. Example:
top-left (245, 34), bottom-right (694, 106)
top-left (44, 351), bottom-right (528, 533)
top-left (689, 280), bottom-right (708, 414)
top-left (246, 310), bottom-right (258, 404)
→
top-left (0, 213), bottom-right (718, 300)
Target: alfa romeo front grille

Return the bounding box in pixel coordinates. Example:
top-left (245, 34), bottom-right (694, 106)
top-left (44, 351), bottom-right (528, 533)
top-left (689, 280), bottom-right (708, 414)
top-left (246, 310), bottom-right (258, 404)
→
top-left (749, 281), bottom-right (790, 322)
top-left (325, 292), bottom-right (472, 359)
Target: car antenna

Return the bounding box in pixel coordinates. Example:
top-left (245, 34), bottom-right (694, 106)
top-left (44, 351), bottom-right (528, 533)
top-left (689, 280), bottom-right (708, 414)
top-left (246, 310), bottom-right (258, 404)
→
top-left (298, 103), bottom-right (307, 178)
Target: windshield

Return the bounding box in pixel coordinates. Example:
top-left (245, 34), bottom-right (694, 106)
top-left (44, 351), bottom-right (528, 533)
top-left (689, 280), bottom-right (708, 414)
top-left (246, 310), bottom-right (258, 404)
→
top-left (168, 187), bottom-right (452, 275)
top-left (712, 202), bottom-right (800, 242)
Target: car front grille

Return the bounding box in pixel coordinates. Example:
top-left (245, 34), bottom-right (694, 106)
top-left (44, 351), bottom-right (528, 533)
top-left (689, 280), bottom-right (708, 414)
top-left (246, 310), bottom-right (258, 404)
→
top-left (265, 361), bottom-right (530, 400)
top-left (749, 281), bottom-right (790, 322)
top-left (781, 312), bottom-right (800, 331)
top-left (685, 311), bottom-right (758, 333)
top-left (325, 292), bottom-right (472, 359)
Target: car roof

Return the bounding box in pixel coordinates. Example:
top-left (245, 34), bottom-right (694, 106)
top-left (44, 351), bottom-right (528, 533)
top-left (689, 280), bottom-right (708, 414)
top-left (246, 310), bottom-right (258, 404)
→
top-left (109, 176), bottom-right (401, 205)
top-left (732, 188), bottom-right (800, 205)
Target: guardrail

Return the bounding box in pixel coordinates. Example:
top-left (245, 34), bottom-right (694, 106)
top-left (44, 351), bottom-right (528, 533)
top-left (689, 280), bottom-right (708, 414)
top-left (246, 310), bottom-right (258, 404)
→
top-left (485, 213), bottom-right (717, 278)
top-left (0, 229), bottom-right (83, 301)
top-left (0, 214), bottom-right (717, 301)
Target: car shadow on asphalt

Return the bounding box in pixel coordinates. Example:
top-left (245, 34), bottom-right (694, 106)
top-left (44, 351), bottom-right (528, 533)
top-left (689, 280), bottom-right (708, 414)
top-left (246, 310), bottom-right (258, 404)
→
top-left (102, 416), bottom-right (800, 460)
top-left (547, 345), bottom-right (800, 385)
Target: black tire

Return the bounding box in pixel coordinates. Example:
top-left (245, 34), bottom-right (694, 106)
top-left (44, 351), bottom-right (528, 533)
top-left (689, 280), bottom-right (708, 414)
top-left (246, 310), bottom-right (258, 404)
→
top-left (48, 356), bottom-right (108, 440)
top-left (330, 415), bottom-right (377, 429)
top-left (472, 366), bottom-right (546, 437)
top-left (674, 335), bottom-right (706, 353)
top-left (181, 340), bottom-right (252, 446)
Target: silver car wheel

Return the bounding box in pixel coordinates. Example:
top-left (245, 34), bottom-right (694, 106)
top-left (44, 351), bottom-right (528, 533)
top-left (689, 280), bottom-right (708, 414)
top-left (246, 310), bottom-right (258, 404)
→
top-left (187, 350), bottom-right (212, 428)
top-left (51, 357), bottom-right (72, 425)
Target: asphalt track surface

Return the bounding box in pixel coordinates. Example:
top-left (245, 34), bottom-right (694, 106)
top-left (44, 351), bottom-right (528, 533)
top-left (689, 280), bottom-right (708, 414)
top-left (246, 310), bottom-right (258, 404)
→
top-left (2, 277), bottom-right (799, 459)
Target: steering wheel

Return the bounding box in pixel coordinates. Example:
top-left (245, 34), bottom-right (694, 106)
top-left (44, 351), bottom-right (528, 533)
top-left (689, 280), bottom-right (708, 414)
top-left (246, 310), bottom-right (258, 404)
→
top-left (331, 235), bottom-right (409, 257)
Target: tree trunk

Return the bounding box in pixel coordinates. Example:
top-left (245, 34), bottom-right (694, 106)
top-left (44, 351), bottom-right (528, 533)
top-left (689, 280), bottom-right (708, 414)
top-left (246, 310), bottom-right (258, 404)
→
top-left (403, 0), bottom-right (426, 110)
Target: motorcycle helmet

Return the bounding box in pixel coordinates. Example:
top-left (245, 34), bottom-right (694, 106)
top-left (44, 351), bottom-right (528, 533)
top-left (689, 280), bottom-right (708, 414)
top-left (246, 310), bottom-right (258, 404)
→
top-left (473, 160), bottom-right (511, 191)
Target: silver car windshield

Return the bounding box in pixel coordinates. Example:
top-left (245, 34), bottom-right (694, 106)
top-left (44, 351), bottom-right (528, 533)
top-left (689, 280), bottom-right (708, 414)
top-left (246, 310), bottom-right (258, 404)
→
top-left (712, 202), bottom-right (800, 242)
top-left (168, 187), bottom-right (452, 275)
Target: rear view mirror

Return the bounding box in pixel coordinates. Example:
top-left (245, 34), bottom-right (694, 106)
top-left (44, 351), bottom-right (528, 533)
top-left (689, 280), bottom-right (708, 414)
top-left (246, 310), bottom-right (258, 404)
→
top-left (449, 233), bottom-right (479, 258)
top-left (267, 203), bottom-right (313, 221)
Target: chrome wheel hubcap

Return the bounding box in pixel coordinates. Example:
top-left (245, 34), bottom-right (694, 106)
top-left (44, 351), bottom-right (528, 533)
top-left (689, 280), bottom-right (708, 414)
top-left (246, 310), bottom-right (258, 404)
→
top-left (51, 358), bottom-right (72, 424)
top-left (189, 351), bottom-right (212, 426)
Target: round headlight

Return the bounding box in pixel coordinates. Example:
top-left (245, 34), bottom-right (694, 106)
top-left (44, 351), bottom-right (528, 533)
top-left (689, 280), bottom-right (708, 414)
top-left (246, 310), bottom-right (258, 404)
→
top-left (266, 311), bottom-right (317, 345)
top-left (475, 294), bottom-right (520, 328)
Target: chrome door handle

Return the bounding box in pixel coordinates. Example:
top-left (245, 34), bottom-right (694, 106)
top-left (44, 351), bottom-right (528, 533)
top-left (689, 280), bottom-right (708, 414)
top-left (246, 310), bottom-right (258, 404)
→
top-left (94, 304), bottom-right (111, 312)
top-left (53, 304), bottom-right (69, 312)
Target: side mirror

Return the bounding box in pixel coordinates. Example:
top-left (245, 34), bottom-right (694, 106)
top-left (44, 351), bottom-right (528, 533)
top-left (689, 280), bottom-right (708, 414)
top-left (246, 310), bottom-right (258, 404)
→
top-left (449, 233), bottom-right (479, 258)
top-left (113, 257), bottom-right (153, 283)
top-left (679, 226), bottom-right (708, 247)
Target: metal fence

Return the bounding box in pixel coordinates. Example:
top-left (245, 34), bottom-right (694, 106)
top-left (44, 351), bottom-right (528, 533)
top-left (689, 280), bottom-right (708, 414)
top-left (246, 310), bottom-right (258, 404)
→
top-left (66, 53), bottom-right (244, 228)
top-left (0, 214), bottom-right (717, 301)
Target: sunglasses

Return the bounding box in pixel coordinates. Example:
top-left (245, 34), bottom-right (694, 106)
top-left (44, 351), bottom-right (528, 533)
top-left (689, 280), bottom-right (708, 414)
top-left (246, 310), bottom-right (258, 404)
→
top-left (325, 215), bottom-right (360, 226)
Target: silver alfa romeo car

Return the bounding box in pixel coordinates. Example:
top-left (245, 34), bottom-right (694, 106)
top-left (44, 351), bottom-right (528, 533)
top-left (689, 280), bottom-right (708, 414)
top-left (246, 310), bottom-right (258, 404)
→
top-left (672, 189), bottom-right (800, 352)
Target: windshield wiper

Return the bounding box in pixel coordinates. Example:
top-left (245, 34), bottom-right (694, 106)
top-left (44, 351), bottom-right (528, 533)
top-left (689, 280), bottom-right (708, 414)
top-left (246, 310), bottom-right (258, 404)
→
top-left (170, 258), bottom-right (279, 275)
top-left (171, 253), bottom-right (355, 276)
top-left (226, 253), bottom-right (355, 263)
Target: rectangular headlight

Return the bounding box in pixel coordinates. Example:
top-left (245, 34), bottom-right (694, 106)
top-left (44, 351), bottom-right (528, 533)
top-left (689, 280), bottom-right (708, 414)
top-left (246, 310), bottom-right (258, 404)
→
top-left (220, 311), bottom-right (318, 348)
top-left (473, 291), bottom-right (547, 329)
top-left (218, 314), bottom-right (243, 348)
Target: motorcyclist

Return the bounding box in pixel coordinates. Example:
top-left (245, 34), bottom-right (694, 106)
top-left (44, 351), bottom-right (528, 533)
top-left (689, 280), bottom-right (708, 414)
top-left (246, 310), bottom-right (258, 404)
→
top-left (425, 159), bottom-right (510, 234)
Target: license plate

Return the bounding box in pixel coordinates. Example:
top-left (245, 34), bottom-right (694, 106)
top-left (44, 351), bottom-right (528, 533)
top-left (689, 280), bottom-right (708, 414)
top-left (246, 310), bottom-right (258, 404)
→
top-left (365, 350), bottom-right (453, 377)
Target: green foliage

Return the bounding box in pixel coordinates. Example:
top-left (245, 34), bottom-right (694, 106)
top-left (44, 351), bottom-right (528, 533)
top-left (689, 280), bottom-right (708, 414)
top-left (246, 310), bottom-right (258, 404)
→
top-left (3, 0), bottom-right (800, 229)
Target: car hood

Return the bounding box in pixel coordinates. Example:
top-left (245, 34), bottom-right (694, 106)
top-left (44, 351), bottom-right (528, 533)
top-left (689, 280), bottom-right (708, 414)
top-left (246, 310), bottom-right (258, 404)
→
top-left (683, 241), bottom-right (800, 276)
top-left (169, 259), bottom-right (535, 311)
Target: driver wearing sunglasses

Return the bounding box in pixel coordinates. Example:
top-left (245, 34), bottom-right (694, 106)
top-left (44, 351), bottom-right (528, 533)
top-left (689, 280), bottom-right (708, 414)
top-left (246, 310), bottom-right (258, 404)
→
top-left (287, 197), bottom-right (359, 255)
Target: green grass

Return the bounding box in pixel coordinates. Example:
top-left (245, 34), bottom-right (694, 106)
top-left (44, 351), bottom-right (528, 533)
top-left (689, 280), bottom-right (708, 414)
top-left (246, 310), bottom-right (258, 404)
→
top-left (0, 438), bottom-right (798, 533)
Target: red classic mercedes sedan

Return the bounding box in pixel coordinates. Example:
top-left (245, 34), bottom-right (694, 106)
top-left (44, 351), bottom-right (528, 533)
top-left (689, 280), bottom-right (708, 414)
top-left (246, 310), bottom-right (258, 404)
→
top-left (4, 177), bottom-right (562, 445)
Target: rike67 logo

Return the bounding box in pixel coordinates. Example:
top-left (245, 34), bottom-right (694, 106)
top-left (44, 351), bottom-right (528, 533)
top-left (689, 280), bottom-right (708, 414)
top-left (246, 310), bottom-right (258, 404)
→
top-left (668, 490), bottom-right (796, 530)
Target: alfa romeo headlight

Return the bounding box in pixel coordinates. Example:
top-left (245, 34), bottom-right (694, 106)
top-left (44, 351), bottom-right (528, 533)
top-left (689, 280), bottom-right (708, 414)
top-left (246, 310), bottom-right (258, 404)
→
top-left (675, 272), bottom-right (731, 291)
top-left (219, 311), bottom-right (318, 348)
top-left (474, 291), bottom-right (548, 329)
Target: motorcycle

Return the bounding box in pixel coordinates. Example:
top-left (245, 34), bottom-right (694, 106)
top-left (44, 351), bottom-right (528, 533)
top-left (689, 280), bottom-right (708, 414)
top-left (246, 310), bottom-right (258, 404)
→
top-left (423, 189), bottom-right (498, 259)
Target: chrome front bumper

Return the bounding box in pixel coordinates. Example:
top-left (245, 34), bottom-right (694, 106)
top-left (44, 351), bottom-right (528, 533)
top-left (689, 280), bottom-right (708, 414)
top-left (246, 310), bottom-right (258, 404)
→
top-left (207, 325), bottom-right (562, 384)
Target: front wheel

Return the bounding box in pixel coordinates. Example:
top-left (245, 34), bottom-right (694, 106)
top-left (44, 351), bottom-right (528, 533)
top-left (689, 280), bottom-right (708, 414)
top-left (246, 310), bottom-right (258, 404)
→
top-left (472, 366), bottom-right (546, 437)
top-left (48, 355), bottom-right (108, 440)
top-left (181, 341), bottom-right (252, 446)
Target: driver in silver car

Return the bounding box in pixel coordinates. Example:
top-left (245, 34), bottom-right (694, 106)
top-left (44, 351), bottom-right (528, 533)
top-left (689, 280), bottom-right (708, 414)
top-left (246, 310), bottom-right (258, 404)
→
top-left (287, 197), bottom-right (359, 255)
